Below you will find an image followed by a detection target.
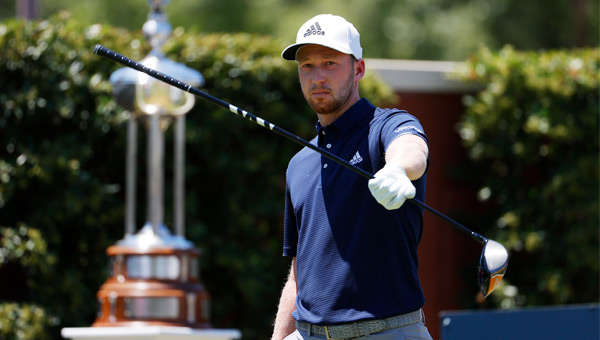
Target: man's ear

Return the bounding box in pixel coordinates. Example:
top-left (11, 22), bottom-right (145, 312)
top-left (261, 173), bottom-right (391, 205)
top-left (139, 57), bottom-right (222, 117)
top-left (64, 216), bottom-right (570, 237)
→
top-left (355, 59), bottom-right (366, 81)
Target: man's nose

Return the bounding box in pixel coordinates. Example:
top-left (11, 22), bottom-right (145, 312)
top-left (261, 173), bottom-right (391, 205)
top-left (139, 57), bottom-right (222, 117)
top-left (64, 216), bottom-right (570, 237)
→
top-left (311, 67), bottom-right (327, 84)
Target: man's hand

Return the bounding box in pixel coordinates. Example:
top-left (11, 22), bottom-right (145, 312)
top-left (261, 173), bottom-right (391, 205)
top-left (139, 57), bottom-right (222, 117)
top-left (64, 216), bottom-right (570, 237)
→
top-left (368, 163), bottom-right (416, 210)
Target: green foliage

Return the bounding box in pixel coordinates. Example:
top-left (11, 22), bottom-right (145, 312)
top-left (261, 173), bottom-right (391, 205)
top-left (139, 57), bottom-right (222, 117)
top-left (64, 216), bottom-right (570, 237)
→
top-left (3, 0), bottom-right (597, 61)
top-left (2, 225), bottom-right (43, 259)
top-left (0, 12), bottom-right (395, 340)
top-left (0, 224), bottom-right (58, 336)
top-left (0, 11), bottom-right (133, 336)
top-left (451, 46), bottom-right (599, 307)
top-left (0, 224), bottom-right (55, 274)
top-left (0, 303), bottom-right (57, 340)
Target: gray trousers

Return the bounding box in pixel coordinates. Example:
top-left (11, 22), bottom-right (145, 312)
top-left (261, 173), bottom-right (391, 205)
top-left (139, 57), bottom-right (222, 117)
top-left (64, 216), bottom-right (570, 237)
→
top-left (284, 321), bottom-right (434, 340)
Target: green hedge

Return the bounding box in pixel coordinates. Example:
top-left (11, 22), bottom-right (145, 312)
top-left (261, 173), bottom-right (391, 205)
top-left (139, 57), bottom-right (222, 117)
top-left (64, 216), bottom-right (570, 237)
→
top-left (0, 12), bottom-right (395, 340)
top-left (452, 46), bottom-right (599, 308)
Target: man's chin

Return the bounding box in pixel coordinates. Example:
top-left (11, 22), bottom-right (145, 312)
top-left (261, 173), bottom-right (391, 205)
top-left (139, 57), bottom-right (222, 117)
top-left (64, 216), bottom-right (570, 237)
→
top-left (309, 101), bottom-right (335, 115)
top-left (313, 107), bottom-right (334, 115)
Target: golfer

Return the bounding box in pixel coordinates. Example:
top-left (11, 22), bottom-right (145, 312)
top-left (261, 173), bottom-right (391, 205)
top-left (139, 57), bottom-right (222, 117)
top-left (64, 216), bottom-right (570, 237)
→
top-left (271, 14), bottom-right (433, 340)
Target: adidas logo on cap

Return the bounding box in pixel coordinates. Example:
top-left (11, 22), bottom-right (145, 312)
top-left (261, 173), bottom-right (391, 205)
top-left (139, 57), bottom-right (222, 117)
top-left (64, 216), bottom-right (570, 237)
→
top-left (281, 14), bottom-right (363, 61)
top-left (304, 22), bottom-right (325, 37)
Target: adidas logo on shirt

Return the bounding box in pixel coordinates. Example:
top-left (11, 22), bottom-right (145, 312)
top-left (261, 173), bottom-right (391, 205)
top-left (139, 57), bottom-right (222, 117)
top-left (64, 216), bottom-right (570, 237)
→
top-left (349, 151), bottom-right (363, 165)
top-left (304, 22), bottom-right (325, 37)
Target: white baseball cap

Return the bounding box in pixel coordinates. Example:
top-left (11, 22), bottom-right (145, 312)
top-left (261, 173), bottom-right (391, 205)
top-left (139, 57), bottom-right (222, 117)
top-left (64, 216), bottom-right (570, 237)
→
top-left (281, 14), bottom-right (362, 61)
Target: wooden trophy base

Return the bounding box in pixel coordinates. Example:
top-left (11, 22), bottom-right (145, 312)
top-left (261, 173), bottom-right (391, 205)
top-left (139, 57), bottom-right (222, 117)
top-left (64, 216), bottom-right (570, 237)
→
top-left (92, 245), bottom-right (210, 328)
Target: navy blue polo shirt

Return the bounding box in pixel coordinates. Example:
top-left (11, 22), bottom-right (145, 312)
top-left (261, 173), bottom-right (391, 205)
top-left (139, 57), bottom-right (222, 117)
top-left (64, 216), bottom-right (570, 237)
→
top-left (283, 98), bottom-right (428, 325)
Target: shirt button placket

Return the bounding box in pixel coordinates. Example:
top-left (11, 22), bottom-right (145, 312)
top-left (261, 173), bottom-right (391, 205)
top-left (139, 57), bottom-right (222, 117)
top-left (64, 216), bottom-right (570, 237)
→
top-left (321, 130), bottom-right (329, 169)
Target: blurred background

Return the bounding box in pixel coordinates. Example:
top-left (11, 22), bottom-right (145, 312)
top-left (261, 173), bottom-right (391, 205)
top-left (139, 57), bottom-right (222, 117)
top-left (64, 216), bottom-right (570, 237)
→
top-left (0, 1), bottom-right (598, 340)
top-left (1, 0), bottom-right (598, 60)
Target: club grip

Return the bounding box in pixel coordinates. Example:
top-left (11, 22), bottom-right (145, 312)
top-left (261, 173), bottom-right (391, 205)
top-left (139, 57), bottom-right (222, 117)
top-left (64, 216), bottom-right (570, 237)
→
top-left (93, 44), bottom-right (127, 62)
top-left (93, 44), bottom-right (136, 69)
top-left (92, 44), bottom-right (193, 94)
top-left (93, 44), bottom-right (107, 56)
top-left (93, 44), bottom-right (140, 71)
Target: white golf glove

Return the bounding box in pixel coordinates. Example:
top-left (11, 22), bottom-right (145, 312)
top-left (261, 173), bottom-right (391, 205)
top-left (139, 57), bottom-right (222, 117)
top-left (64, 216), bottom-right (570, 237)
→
top-left (368, 163), bottom-right (416, 210)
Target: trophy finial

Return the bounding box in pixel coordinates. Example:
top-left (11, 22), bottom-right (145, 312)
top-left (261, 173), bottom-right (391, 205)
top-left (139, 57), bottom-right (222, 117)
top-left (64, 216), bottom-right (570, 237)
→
top-left (143, 0), bottom-right (172, 55)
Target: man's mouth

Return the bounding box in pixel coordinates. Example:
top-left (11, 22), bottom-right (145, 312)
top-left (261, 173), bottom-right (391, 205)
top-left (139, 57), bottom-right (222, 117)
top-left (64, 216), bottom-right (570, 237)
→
top-left (310, 89), bottom-right (331, 98)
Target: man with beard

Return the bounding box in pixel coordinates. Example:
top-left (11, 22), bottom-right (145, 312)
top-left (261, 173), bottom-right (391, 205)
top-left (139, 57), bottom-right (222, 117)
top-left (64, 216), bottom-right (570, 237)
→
top-left (271, 14), bottom-right (433, 340)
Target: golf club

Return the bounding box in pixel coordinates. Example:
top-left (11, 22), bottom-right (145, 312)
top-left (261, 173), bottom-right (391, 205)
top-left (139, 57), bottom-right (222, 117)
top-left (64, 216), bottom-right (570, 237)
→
top-left (93, 44), bottom-right (508, 297)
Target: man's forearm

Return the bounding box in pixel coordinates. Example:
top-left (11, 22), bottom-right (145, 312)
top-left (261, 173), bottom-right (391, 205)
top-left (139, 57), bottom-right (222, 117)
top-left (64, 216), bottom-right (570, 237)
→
top-left (271, 259), bottom-right (298, 340)
top-left (384, 134), bottom-right (429, 180)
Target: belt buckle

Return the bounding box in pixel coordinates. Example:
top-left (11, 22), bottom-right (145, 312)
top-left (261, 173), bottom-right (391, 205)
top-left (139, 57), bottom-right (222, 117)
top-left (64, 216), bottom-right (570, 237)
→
top-left (323, 326), bottom-right (334, 340)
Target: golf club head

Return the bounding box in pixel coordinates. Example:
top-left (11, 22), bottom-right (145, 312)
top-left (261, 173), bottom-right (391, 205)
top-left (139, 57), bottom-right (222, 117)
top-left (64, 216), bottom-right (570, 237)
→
top-left (478, 239), bottom-right (509, 298)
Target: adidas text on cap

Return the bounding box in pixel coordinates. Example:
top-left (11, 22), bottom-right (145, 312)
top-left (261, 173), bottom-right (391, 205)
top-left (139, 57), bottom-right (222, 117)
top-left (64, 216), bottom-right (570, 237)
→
top-left (281, 14), bottom-right (362, 61)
